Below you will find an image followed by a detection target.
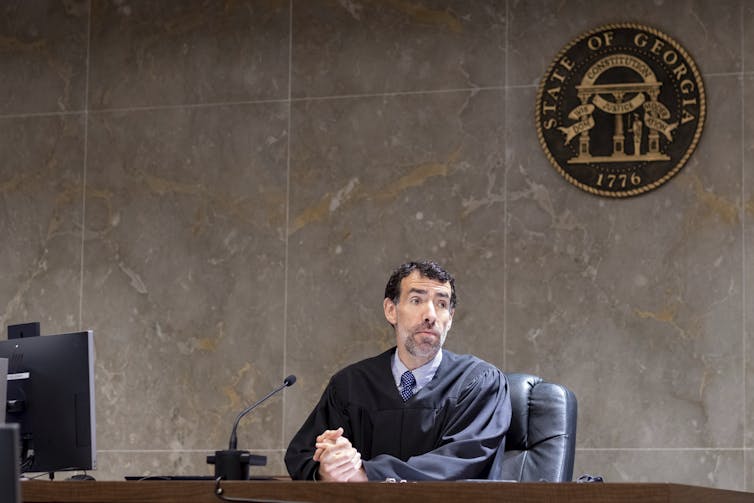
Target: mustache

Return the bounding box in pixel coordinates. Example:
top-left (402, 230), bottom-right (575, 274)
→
top-left (412, 322), bottom-right (440, 337)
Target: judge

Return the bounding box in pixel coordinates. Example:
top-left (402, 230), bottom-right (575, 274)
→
top-left (285, 260), bottom-right (511, 481)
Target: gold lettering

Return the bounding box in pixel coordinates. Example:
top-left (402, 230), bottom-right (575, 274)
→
top-left (663, 50), bottom-right (678, 65)
top-left (588, 31), bottom-right (615, 50)
top-left (681, 109), bottom-right (695, 124)
top-left (681, 98), bottom-right (697, 125)
top-left (547, 87), bottom-right (561, 100)
top-left (672, 63), bottom-right (688, 80)
top-left (550, 71), bottom-right (566, 83)
top-left (572, 120), bottom-right (592, 134)
top-left (682, 97), bottom-right (697, 107)
top-left (650, 39), bottom-right (665, 55)
top-left (542, 102), bottom-right (556, 114)
top-left (680, 79), bottom-right (695, 94)
top-left (543, 118), bottom-right (557, 130)
top-left (634, 32), bottom-right (648, 47)
top-left (559, 56), bottom-right (575, 71)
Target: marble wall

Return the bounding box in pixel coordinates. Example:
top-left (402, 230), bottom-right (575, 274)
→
top-left (0, 0), bottom-right (751, 491)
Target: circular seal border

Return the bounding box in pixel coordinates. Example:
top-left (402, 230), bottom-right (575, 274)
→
top-left (535, 23), bottom-right (706, 198)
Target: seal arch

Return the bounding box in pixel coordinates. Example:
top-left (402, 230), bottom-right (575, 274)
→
top-left (566, 53), bottom-right (671, 162)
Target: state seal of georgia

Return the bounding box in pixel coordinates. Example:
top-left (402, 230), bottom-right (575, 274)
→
top-left (536, 24), bottom-right (705, 197)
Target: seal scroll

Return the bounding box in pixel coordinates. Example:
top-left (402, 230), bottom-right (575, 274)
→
top-left (536, 24), bottom-right (705, 197)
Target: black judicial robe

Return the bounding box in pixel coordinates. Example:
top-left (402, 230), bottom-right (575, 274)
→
top-left (285, 347), bottom-right (511, 481)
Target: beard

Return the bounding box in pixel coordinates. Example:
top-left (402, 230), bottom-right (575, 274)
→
top-left (403, 325), bottom-right (448, 360)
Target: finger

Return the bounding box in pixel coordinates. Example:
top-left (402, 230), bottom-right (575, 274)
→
top-left (316, 442), bottom-right (351, 458)
top-left (325, 456), bottom-right (360, 480)
top-left (321, 427), bottom-right (342, 437)
top-left (316, 435), bottom-right (351, 450)
top-left (331, 454), bottom-right (364, 482)
top-left (344, 466), bottom-right (368, 482)
top-left (329, 464), bottom-right (358, 481)
top-left (328, 442), bottom-right (354, 456)
top-left (315, 427), bottom-right (346, 461)
top-left (315, 440), bottom-right (351, 452)
top-left (316, 427), bottom-right (344, 444)
top-left (320, 446), bottom-right (357, 466)
top-left (323, 427), bottom-right (344, 439)
top-left (343, 466), bottom-right (362, 482)
top-left (313, 447), bottom-right (325, 462)
top-left (319, 447), bottom-right (346, 465)
top-left (318, 458), bottom-right (354, 482)
top-left (351, 451), bottom-right (362, 469)
top-left (318, 446), bottom-right (362, 482)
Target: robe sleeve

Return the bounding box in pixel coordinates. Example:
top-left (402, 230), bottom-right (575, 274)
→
top-left (284, 380), bottom-right (348, 480)
top-left (362, 365), bottom-right (511, 481)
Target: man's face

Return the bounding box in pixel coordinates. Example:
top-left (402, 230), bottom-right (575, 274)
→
top-left (383, 270), bottom-right (454, 367)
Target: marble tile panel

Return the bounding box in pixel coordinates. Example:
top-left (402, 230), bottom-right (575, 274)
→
top-left (88, 0), bottom-right (290, 109)
top-left (92, 449), bottom-right (288, 480)
top-left (80, 449), bottom-right (286, 481)
top-left (0, 114), bottom-right (84, 334)
top-left (82, 103), bottom-right (289, 452)
top-left (285, 89), bottom-right (507, 443)
top-left (0, 1), bottom-right (88, 114)
top-left (291, 0), bottom-right (506, 98)
top-left (574, 449), bottom-right (745, 491)
top-left (505, 76), bottom-right (743, 450)
top-left (508, 0), bottom-right (742, 87)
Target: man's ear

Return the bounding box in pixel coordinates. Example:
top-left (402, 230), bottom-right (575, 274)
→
top-left (383, 297), bottom-right (397, 325)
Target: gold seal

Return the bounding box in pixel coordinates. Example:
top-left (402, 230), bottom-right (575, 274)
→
top-left (536, 24), bottom-right (706, 197)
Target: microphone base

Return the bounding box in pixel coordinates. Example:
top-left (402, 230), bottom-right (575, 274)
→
top-left (207, 450), bottom-right (267, 480)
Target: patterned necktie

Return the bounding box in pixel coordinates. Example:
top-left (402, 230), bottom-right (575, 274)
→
top-left (400, 370), bottom-right (416, 401)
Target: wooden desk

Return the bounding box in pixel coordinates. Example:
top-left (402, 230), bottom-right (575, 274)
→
top-left (21, 480), bottom-right (753, 503)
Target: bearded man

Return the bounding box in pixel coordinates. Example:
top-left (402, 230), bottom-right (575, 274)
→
top-left (285, 260), bottom-right (511, 482)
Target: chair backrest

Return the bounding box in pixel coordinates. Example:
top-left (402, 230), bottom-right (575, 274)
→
top-left (0, 423), bottom-right (21, 503)
top-left (488, 373), bottom-right (577, 482)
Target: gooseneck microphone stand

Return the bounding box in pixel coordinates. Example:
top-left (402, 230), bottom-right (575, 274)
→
top-left (208, 375), bottom-right (296, 480)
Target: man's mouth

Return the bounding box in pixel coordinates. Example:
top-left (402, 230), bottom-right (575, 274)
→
top-left (415, 330), bottom-right (439, 338)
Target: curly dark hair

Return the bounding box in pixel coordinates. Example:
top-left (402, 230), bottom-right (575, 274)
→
top-left (384, 260), bottom-right (456, 308)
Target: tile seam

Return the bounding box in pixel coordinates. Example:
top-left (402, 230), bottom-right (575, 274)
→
top-left (280, 0), bottom-right (293, 453)
top-left (78, 0), bottom-right (92, 330)
top-left (740, 0), bottom-right (748, 492)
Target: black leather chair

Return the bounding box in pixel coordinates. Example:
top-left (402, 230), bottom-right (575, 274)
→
top-left (488, 373), bottom-right (577, 482)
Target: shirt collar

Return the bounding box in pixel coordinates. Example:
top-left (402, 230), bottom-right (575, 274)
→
top-left (391, 348), bottom-right (443, 390)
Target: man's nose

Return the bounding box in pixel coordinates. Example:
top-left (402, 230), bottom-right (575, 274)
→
top-left (423, 302), bottom-right (437, 324)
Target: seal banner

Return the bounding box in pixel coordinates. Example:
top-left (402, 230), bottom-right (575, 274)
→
top-left (536, 24), bottom-right (706, 197)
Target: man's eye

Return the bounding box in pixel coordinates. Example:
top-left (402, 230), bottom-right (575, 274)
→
top-left (410, 298), bottom-right (420, 304)
top-left (438, 302), bottom-right (448, 309)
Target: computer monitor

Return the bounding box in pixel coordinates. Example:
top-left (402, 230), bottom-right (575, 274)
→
top-left (0, 330), bottom-right (96, 474)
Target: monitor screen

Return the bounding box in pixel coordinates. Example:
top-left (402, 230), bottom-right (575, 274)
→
top-left (1, 331), bottom-right (96, 474)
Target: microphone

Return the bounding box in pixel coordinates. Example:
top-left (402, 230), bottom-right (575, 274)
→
top-left (207, 375), bottom-right (297, 480)
top-left (228, 375), bottom-right (296, 450)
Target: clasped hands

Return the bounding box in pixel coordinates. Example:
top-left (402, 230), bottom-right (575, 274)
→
top-left (313, 427), bottom-right (368, 482)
